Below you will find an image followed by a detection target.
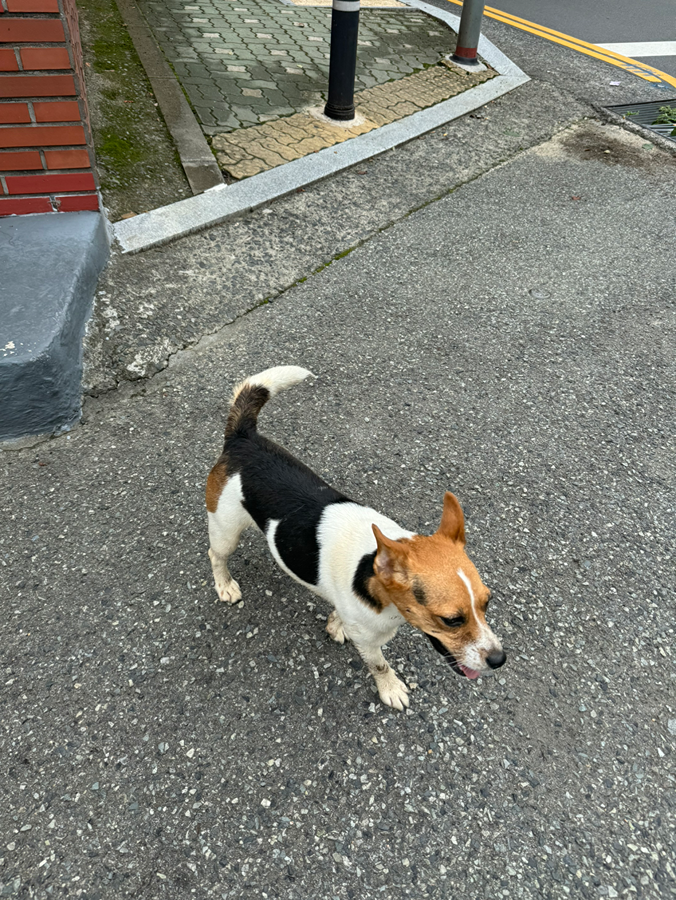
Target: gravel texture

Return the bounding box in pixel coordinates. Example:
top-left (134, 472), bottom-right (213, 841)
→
top-left (1, 119), bottom-right (675, 898)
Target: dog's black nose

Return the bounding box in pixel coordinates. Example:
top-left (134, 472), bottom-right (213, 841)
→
top-left (486, 649), bottom-right (507, 669)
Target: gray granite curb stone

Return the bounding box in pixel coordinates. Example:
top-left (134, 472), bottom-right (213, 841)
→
top-left (113, 2), bottom-right (529, 253)
top-left (0, 212), bottom-right (110, 442)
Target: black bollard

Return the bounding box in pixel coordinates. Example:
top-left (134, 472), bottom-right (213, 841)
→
top-left (324, 0), bottom-right (361, 121)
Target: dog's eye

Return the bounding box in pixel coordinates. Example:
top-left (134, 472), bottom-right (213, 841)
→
top-left (440, 615), bottom-right (465, 629)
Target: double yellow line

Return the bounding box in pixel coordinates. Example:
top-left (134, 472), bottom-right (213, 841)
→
top-left (445, 0), bottom-right (676, 91)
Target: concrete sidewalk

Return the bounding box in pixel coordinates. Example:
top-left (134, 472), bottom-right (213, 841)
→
top-left (2, 23), bottom-right (676, 900)
top-left (109, 0), bottom-right (523, 251)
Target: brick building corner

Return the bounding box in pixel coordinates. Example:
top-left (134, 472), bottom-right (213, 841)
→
top-left (0, 0), bottom-right (100, 217)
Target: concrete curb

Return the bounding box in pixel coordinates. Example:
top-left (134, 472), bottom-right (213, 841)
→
top-left (114, 0), bottom-right (224, 195)
top-left (0, 212), bottom-right (110, 443)
top-left (113, 3), bottom-right (529, 253)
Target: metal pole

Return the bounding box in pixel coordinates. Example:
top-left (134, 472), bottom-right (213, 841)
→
top-left (451, 0), bottom-right (486, 66)
top-left (324, 0), bottom-right (361, 121)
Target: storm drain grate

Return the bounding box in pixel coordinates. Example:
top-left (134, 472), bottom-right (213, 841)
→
top-left (607, 99), bottom-right (676, 144)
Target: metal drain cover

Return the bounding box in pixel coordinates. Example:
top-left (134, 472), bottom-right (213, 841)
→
top-left (608, 99), bottom-right (676, 144)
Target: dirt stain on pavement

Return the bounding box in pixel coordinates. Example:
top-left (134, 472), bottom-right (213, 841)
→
top-left (557, 121), bottom-right (676, 172)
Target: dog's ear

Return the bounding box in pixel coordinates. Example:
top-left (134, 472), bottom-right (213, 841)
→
top-left (372, 524), bottom-right (410, 589)
top-left (437, 492), bottom-right (466, 544)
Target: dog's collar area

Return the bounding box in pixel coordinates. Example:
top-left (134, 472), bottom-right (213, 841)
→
top-left (425, 633), bottom-right (481, 680)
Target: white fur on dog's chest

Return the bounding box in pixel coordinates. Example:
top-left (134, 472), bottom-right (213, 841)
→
top-left (264, 501), bottom-right (409, 641)
top-left (316, 501), bottom-right (410, 637)
top-left (340, 600), bottom-right (405, 647)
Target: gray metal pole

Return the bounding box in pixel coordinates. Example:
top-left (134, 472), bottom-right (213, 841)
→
top-left (451, 0), bottom-right (486, 66)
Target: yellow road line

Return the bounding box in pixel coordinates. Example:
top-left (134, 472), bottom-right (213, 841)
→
top-left (444, 0), bottom-right (676, 90)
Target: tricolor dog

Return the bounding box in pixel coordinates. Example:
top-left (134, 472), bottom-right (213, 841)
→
top-left (206, 366), bottom-right (506, 710)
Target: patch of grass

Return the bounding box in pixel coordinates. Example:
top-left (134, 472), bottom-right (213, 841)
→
top-left (76, 0), bottom-right (191, 219)
top-left (97, 128), bottom-right (145, 168)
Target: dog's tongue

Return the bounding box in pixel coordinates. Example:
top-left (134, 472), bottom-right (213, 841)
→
top-left (458, 664), bottom-right (481, 680)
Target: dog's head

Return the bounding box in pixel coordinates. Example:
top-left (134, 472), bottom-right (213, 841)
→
top-left (370, 493), bottom-right (506, 679)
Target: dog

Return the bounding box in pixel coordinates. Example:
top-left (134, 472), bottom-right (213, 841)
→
top-left (205, 366), bottom-right (506, 710)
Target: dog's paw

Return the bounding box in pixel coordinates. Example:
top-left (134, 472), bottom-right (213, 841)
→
top-left (326, 610), bottom-right (346, 644)
top-left (214, 577), bottom-right (242, 604)
top-left (376, 671), bottom-right (410, 711)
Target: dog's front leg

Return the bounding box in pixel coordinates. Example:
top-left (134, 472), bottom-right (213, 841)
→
top-left (350, 636), bottom-right (410, 711)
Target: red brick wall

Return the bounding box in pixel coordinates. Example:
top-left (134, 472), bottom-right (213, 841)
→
top-left (0, 0), bottom-right (99, 216)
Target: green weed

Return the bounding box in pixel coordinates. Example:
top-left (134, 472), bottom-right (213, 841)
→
top-left (653, 105), bottom-right (676, 125)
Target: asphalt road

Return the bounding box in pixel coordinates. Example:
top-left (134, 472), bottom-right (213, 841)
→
top-left (2, 113), bottom-right (676, 898)
top-left (476, 0), bottom-right (676, 78)
top-left (3, 9), bottom-right (676, 899)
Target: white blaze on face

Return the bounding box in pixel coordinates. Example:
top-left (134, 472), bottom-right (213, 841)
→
top-left (457, 567), bottom-right (496, 662)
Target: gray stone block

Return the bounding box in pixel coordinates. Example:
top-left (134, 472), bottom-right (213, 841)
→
top-left (0, 212), bottom-right (109, 441)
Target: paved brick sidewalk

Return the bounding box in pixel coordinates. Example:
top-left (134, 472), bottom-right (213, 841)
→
top-left (212, 61), bottom-right (494, 177)
top-left (139, 0), bottom-right (456, 134)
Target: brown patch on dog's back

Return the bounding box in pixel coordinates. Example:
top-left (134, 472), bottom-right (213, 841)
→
top-left (206, 457), bottom-right (228, 513)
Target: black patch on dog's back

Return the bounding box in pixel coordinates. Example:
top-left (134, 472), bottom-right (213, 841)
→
top-left (352, 551), bottom-right (380, 610)
top-left (225, 428), bottom-right (351, 586)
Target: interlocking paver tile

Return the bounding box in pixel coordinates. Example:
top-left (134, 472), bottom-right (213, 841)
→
top-left (138, 0), bottom-right (497, 181)
top-left (212, 62), bottom-right (493, 177)
top-left (138, 0), bottom-right (459, 133)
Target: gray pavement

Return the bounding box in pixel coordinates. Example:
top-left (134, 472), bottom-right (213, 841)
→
top-left (140, 0), bottom-right (455, 132)
top-left (85, 78), bottom-right (584, 392)
top-left (2, 27), bottom-right (676, 900)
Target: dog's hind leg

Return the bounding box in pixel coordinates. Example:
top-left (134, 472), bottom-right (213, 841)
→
top-left (206, 469), bottom-right (253, 603)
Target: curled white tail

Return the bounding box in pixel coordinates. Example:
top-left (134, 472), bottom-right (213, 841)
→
top-left (225, 365), bottom-right (314, 440)
top-left (234, 365), bottom-right (313, 402)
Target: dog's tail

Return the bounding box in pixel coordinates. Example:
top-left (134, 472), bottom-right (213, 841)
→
top-left (224, 365), bottom-right (313, 442)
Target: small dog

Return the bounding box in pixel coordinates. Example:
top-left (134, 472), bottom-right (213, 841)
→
top-left (206, 366), bottom-right (506, 710)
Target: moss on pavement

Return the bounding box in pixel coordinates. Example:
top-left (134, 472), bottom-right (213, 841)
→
top-left (77, 0), bottom-right (191, 221)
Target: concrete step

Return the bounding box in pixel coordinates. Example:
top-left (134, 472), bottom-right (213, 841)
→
top-left (0, 211), bottom-right (109, 442)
